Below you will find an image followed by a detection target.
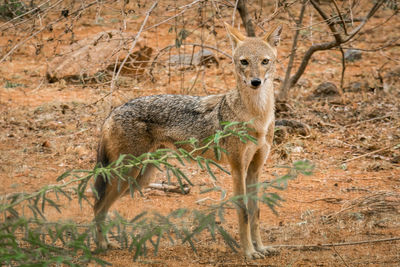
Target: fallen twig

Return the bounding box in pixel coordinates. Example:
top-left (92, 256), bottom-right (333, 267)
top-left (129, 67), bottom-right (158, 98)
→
top-left (147, 182), bottom-right (190, 194)
top-left (344, 114), bottom-right (393, 128)
top-left (342, 144), bottom-right (399, 163)
top-left (287, 197), bottom-right (343, 204)
top-left (331, 246), bottom-right (350, 267)
top-left (273, 237), bottom-right (400, 250)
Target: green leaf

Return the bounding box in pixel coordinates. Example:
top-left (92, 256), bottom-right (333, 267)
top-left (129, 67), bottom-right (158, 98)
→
top-left (207, 159), bottom-right (230, 175)
top-left (176, 168), bottom-right (193, 186)
top-left (213, 146), bottom-right (221, 161)
top-left (217, 225), bottom-right (239, 251)
top-left (56, 170), bottom-right (71, 181)
top-left (114, 154), bottom-right (127, 166)
top-left (196, 156), bottom-right (205, 170)
top-left (205, 160), bottom-right (217, 180)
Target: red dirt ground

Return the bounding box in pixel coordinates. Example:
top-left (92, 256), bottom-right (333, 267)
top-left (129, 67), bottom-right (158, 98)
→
top-left (0, 1), bottom-right (399, 266)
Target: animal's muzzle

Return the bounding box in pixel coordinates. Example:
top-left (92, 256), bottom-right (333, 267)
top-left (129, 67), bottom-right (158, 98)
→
top-left (250, 78), bottom-right (262, 88)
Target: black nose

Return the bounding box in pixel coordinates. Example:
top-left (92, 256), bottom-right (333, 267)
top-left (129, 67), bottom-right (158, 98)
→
top-left (251, 78), bottom-right (261, 87)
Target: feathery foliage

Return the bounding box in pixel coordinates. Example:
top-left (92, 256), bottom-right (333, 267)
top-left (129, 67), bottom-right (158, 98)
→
top-left (0, 121), bottom-right (314, 265)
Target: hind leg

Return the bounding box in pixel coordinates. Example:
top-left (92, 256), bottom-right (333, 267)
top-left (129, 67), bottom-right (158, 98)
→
top-left (93, 172), bottom-right (133, 249)
top-left (93, 165), bottom-right (156, 249)
top-left (123, 164), bottom-right (156, 197)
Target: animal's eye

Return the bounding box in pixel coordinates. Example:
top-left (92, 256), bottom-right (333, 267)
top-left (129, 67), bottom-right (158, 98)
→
top-left (262, 59), bottom-right (269, 65)
top-left (240, 59), bottom-right (249, 66)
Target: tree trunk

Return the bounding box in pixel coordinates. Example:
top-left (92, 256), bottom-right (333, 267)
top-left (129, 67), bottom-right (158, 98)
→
top-left (237, 0), bottom-right (255, 37)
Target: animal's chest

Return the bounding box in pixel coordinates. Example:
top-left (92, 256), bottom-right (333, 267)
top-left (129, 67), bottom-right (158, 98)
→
top-left (246, 133), bottom-right (266, 155)
top-left (252, 117), bottom-right (274, 146)
top-left (255, 133), bottom-right (267, 147)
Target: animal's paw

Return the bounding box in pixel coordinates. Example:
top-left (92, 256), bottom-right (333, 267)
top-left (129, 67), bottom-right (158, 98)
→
top-left (96, 240), bottom-right (120, 251)
top-left (255, 245), bottom-right (279, 256)
top-left (97, 240), bottom-right (109, 250)
top-left (244, 249), bottom-right (265, 260)
top-left (107, 241), bottom-right (121, 249)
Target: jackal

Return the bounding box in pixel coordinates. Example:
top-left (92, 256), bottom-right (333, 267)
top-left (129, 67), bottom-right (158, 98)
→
top-left (93, 23), bottom-right (282, 259)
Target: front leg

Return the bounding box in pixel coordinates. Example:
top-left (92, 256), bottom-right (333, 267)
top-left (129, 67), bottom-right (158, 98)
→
top-left (246, 146), bottom-right (278, 256)
top-left (230, 157), bottom-right (265, 260)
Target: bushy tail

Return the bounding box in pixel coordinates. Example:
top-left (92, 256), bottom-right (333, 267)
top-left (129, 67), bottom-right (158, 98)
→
top-left (94, 140), bottom-right (109, 202)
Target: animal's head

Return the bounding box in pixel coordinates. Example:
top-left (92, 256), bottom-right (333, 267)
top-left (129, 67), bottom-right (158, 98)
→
top-left (225, 23), bottom-right (282, 90)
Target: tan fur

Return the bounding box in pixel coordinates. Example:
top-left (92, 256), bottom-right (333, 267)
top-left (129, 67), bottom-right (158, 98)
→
top-left (93, 23), bottom-right (282, 259)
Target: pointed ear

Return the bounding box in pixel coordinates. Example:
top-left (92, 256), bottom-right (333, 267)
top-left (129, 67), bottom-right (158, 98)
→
top-left (262, 25), bottom-right (282, 47)
top-left (224, 22), bottom-right (245, 46)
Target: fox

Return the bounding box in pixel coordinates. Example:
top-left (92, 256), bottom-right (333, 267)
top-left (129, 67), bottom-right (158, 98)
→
top-left (93, 23), bottom-right (282, 259)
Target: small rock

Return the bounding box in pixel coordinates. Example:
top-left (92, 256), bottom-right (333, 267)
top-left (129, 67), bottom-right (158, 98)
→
top-left (42, 140), bottom-right (52, 148)
top-left (313, 82), bottom-right (339, 97)
top-left (47, 121), bottom-right (64, 130)
top-left (344, 49), bottom-right (362, 62)
top-left (75, 145), bottom-right (89, 158)
top-left (297, 78), bottom-right (310, 87)
top-left (348, 81), bottom-right (369, 92)
top-left (391, 154), bottom-right (400, 164)
top-left (383, 65), bottom-right (400, 93)
top-left (349, 82), bottom-right (361, 91)
top-left (292, 146), bottom-right (303, 153)
top-left (275, 119), bottom-right (311, 137)
top-left (274, 127), bottom-right (288, 145)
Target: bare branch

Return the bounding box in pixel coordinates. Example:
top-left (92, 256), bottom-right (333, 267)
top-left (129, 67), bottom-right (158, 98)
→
top-left (0, 0), bottom-right (96, 63)
top-left (339, 46), bottom-right (346, 91)
top-left (143, 0), bottom-right (204, 32)
top-left (279, 0), bottom-right (307, 100)
top-left (343, 37), bottom-right (400, 52)
top-left (343, 0), bottom-right (386, 42)
top-left (310, 0), bottom-right (343, 44)
top-left (285, 0), bottom-right (386, 92)
top-left (110, 1), bottom-right (159, 91)
top-left (149, 43), bottom-right (232, 82)
top-left (0, 0), bottom-right (53, 31)
top-left (332, 0), bottom-right (348, 35)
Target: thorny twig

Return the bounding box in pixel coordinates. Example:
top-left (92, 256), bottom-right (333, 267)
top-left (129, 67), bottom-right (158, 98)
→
top-left (149, 43), bottom-right (231, 82)
top-left (0, 0), bottom-right (96, 63)
top-left (110, 1), bottom-right (159, 92)
top-left (0, 0), bottom-right (53, 31)
top-left (143, 0), bottom-right (204, 32)
top-left (258, 0), bottom-right (297, 27)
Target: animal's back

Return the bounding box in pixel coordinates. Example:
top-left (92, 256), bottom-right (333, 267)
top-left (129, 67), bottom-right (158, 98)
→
top-left (109, 94), bottom-right (224, 145)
